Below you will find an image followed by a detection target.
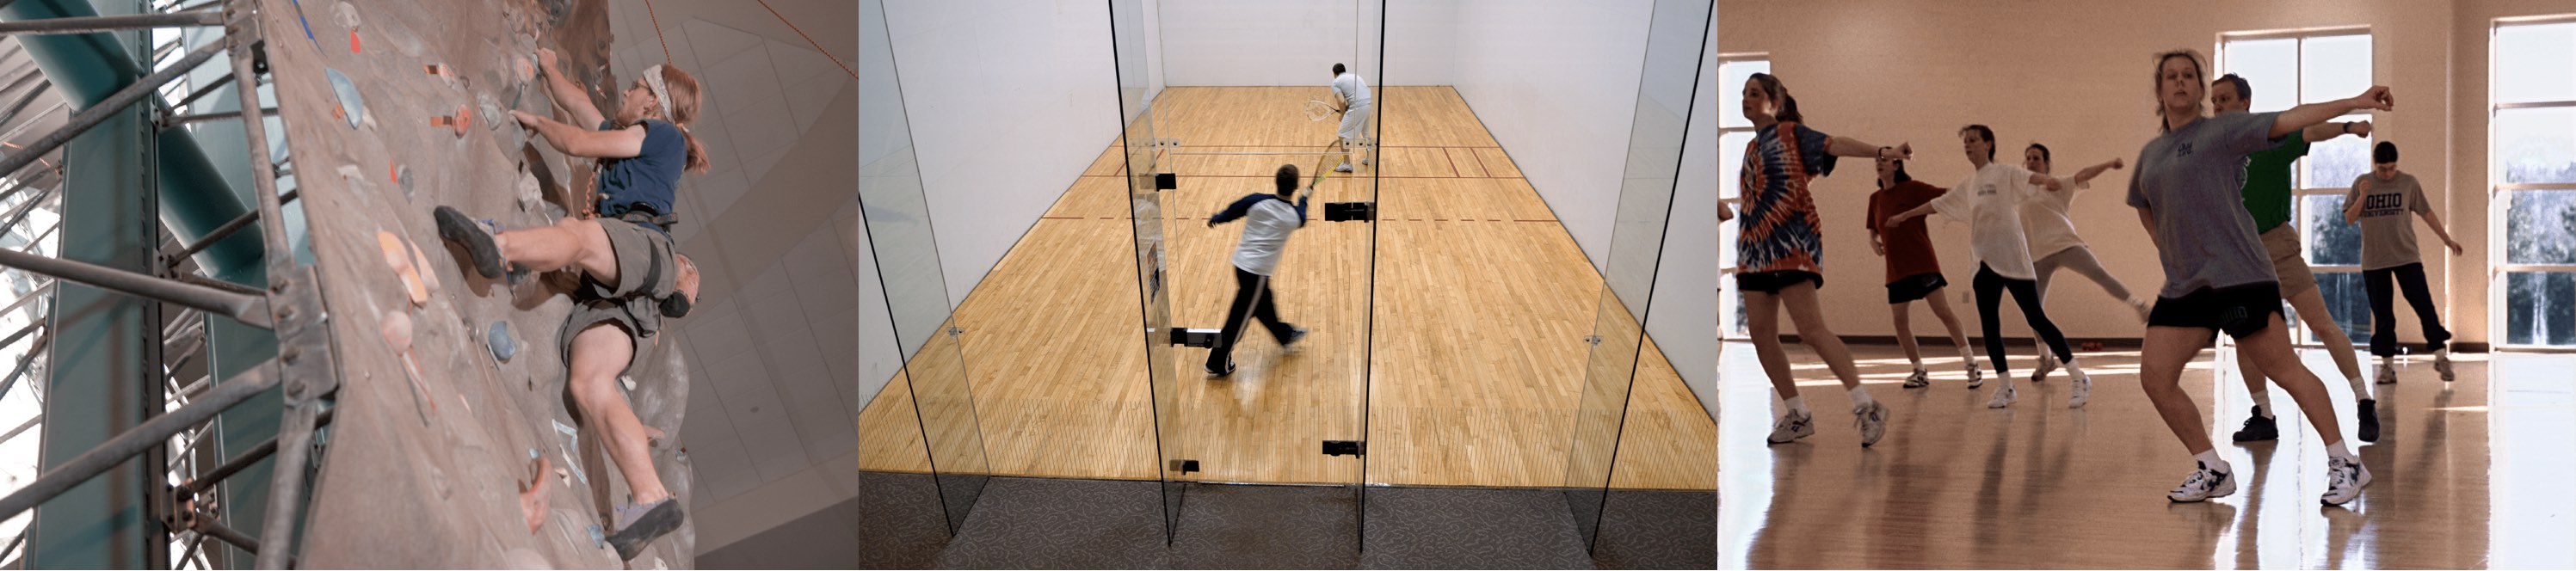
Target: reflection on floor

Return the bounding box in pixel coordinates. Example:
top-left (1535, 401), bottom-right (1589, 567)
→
top-left (855, 470), bottom-right (1714, 569)
top-left (1720, 342), bottom-right (2576, 568)
top-left (859, 86), bottom-right (1715, 489)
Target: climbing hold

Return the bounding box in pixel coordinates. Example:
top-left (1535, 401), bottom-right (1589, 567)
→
top-left (519, 455), bottom-right (552, 533)
top-left (324, 68), bottom-right (364, 129)
top-left (431, 104), bottom-right (471, 137)
top-left (380, 230), bottom-right (427, 306)
top-left (379, 308), bottom-right (412, 351)
top-left (489, 321), bottom-right (516, 362)
top-left (333, 1), bottom-right (361, 53)
top-left (409, 241), bottom-right (440, 298)
top-left (392, 163), bottom-right (414, 201)
top-left (479, 92), bottom-right (503, 132)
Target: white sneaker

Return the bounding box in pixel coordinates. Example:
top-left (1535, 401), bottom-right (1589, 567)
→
top-left (1903, 368), bottom-right (1930, 389)
top-left (1987, 384), bottom-right (2018, 408)
top-left (1766, 410), bottom-right (1815, 445)
top-left (2168, 462), bottom-right (2237, 502)
top-left (1853, 402), bottom-right (1889, 447)
top-left (1966, 364), bottom-right (1986, 389)
top-left (2031, 353), bottom-right (2057, 384)
top-left (2068, 371), bottom-right (2092, 408)
top-left (1334, 163), bottom-right (1354, 173)
top-left (2434, 352), bottom-right (2455, 382)
top-left (2375, 364), bottom-right (2398, 385)
top-left (2322, 455), bottom-right (2372, 506)
top-left (2129, 296), bottom-right (2154, 322)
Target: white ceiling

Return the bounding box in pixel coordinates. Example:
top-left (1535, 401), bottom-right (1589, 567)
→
top-left (600, 0), bottom-right (857, 513)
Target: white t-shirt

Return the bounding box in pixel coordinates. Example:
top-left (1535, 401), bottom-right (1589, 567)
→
top-left (1931, 162), bottom-right (2053, 280)
top-left (2018, 176), bottom-right (2092, 259)
top-left (1332, 72), bottom-right (1372, 108)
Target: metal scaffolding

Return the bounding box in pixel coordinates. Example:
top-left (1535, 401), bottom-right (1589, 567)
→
top-left (0, 0), bottom-right (336, 568)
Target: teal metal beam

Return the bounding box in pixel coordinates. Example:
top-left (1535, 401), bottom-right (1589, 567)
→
top-left (33, 45), bottom-right (162, 571)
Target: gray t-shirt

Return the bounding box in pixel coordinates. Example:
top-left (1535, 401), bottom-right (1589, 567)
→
top-left (2126, 111), bottom-right (2283, 298)
top-left (2345, 171), bottom-right (2432, 270)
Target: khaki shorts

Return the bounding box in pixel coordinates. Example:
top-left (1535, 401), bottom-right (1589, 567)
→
top-left (2262, 224), bottom-right (2318, 298)
top-left (559, 218), bottom-right (681, 377)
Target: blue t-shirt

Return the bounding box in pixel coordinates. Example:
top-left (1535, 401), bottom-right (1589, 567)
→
top-left (595, 119), bottom-right (686, 230)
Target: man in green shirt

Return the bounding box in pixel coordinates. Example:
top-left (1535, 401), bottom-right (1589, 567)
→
top-left (2211, 73), bottom-right (2382, 444)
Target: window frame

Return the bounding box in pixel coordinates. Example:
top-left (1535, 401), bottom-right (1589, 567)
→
top-left (2217, 28), bottom-right (2376, 347)
top-left (1715, 54), bottom-right (1767, 340)
top-left (2489, 15), bottom-right (2576, 349)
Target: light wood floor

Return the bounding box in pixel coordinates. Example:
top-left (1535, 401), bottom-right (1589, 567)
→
top-left (1720, 342), bottom-right (2576, 568)
top-left (860, 86), bottom-right (1716, 490)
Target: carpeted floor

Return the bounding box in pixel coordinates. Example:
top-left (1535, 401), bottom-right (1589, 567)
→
top-left (858, 471), bottom-right (1713, 568)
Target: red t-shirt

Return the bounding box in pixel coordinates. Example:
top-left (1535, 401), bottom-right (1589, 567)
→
top-left (1866, 181), bottom-right (1948, 284)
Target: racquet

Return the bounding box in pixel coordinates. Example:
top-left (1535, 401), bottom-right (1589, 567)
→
top-left (1303, 99), bottom-right (1345, 121)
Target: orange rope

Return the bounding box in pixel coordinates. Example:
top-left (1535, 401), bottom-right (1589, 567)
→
top-left (643, 0), bottom-right (672, 65)
top-left (753, 0), bottom-right (857, 79)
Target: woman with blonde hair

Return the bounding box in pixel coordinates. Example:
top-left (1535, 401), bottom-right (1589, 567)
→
top-left (2123, 48), bottom-right (2385, 506)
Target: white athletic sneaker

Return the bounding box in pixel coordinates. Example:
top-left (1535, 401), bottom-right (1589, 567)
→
top-left (1766, 410), bottom-right (1815, 445)
top-left (2322, 455), bottom-right (2373, 506)
top-left (2168, 462), bottom-right (2237, 502)
top-left (2128, 296), bottom-right (2154, 322)
top-left (1334, 163), bottom-right (1354, 173)
top-left (2434, 352), bottom-right (2455, 382)
top-left (2068, 371), bottom-right (2092, 408)
top-left (1853, 401), bottom-right (1889, 447)
top-left (2031, 353), bottom-right (2057, 384)
top-left (1986, 384), bottom-right (2017, 408)
top-left (1902, 368), bottom-right (1931, 389)
top-left (1966, 365), bottom-right (1986, 389)
top-left (2375, 364), bottom-right (2398, 385)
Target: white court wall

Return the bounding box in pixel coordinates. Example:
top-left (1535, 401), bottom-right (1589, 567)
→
top-left (1718, 0), bottom-right (2467, 343)
top-left (879, 1), bottom-right (1126, 310)
top-left (1454, 0), bottom-right (1658, 274)
top-left (1157, 0), bottom-right (1456, 86)
top-left (1644, 8), bottom-right (1721, 420)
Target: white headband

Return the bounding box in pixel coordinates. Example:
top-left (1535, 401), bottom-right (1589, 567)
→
top-left (641, 64), bottom-right (676, 122)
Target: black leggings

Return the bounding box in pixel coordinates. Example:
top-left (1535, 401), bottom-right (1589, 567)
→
top-left (2364, 262), bottom-right (2450, 357)
top-left (1208, 267), bottom-right (1295, 370)
top-left (1975, 263), bottom-right (2074, 375)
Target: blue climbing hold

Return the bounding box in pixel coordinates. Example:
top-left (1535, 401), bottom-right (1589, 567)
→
top-left (490, 321), bottom-right (516, 362)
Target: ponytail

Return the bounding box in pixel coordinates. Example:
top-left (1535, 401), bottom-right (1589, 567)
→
top-left (1750, 72), bottom-right (1803, 123)
top-left (655, 65), bottom-right (715, 174)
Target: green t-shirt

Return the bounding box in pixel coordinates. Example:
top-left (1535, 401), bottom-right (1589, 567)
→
top-left (2239, 137), bottom-right (2308, 232)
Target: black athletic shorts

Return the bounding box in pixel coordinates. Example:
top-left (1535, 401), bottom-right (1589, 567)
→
top-left (2147, 281), bottom-right (2284, 342)
top-left (1885, 272), bottom-right (1947, 304)
top-left (1738, 270), bottom-right (1823, 294)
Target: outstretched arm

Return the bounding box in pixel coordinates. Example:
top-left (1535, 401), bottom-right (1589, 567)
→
top-left (2271, 86), bottom-right (2393, 139)
top-left (2419, 211), bottom-right (2463, 255)
top-left (2068, 158), bottom-right (2126, 186)
top-left (1208, 194), bottom-right (1264, 226)
top-left (512, 111), bottom-right (646, 158)
top-left (1827, 138), bottom-right (1911, 160)
top-left (2304, 120), bottom-right (2371, 143)
top-left (536, 47), bottom-right (606, 130)
top-left (1889, 202), bottom-right (1938, 224)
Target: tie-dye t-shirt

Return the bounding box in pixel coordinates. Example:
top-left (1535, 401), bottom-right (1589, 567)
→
top-left (1736, 121), bottom-right (1839, 276)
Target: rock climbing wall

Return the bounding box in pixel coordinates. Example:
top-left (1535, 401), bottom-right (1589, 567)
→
top-left (249, 0), bottom-right (696, 567)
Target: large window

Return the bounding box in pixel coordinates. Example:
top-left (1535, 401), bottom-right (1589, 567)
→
top-left (2219, 30), bottom-right (2375, 346)
top-left (1716, 56), bottom-right (1766, 339)
top-left (2493, 18), bottom-right (2576, 347)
